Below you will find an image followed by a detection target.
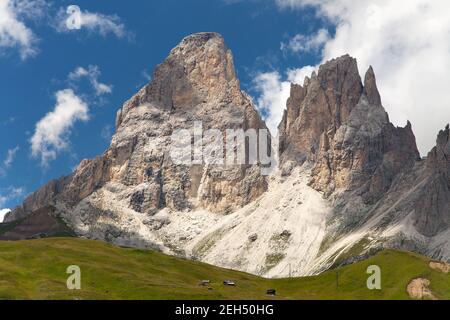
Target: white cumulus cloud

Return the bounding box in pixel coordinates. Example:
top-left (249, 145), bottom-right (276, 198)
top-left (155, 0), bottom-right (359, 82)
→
top-left (56, 5), bottom-right (127, 38)
top-left (261, 0), bottom-right (450, 154)
top-left (281, 28), bottom-right (330, 54)
top-left (0, 208), bottom-right (10, 222)
top-left (253, 71), bottom-right (291, 135)
top-left (30, 65), bottom-right (112, 166)
top-left (68, 65), bottom-right (113, 96)
top-left (0, 0), bottom-right (45, 59)
top-left (30, 89), bottom-right (89, 167)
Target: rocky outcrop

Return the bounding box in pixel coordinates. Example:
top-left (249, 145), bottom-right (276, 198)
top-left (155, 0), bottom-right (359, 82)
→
top-left (8, 177), bottom-right (71, 222)
top-left (413, 126), bottom-right (450, 236)
top-left (425, 125), bottom-right (450, 173)
top-left (279, 55), bottom-right (420, 203)
top-left (363, 66), bottom-right (381, 106)
top-left (278, 55), bottom-right (363, 167)
top-left (0, 206), bottom-right (74, 240)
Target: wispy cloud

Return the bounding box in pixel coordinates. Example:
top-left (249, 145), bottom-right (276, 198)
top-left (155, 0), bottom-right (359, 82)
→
top-left (30, 89), bottom-right (89, 167)
top-left (3, 146), bottom-right (19, 168)
top-left (0, 0), bottom-right (46, 59)
top-left (281, 28), bottom-right (330, 54)
top-left (0, 2), bottom-right (129, 59)
top-left (55, 5), bottom-right (128, 38)
top-left (0, 186), bottom-right (25, 217)
top-left (68, 65), bottom-right (113, 96)
top-left (30, 64), bottom-right (112, 167)
top-left (2, 116), bottom-right (16, 126)
top-left (0, 146), bottom-right (20, 177)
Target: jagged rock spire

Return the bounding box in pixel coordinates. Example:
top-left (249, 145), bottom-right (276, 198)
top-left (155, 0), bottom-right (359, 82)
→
top-left (278, 55), bottom-right (364, 165)
top-left (414, 125), bottom-right (450, 236)
top-left (364, 66), bottom-right (382, 106)
top-left (117, 32), bottom-right (243, 129)
top-left (426, 124), bottom-right (450, 173)
top-left (278, 54), bottom-right (420, 200)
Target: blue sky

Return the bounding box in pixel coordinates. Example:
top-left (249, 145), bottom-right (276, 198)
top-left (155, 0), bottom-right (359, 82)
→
top-left (2, 0), bottom-right (450, 214)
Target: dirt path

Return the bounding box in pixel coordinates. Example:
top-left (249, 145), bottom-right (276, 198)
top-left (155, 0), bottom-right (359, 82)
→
top-left (407, 278), bottom-right (437, 300)
top-left (429, 261), bottom-right (450, 274)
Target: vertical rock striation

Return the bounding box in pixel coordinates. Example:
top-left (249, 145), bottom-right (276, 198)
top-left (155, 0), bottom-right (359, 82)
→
top-left (279, 55), bottom-right (420, 203)
top-left (414, 126), bottom-right (450, 236)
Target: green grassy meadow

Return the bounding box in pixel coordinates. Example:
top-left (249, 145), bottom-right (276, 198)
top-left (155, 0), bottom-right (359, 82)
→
top-left (0, 238), bottom-right (448, 300)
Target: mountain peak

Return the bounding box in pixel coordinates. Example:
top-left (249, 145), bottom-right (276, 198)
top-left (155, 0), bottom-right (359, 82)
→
top-left (170, 32), bottom-right (229, 61)
top-left (116, 32), bottom-right (241, 129)
top-left (426, 124), bottom-right (450, 173)
top-left (279, 57), bottom-right (420, 199)
top-left (364, 65), bottom-right (382, 106)
top-left (278, 54), bottom-right (364, 166)
top-left (165, 31), bottom-right (237, 89)
top-left (178, 32), bottom-right (224, 47)
top-left (318, 54), bottom-right (358, 72)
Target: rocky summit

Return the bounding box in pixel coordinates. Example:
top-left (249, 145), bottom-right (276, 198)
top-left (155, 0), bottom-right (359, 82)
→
top-left (4, 33), bottom-right (450, 278)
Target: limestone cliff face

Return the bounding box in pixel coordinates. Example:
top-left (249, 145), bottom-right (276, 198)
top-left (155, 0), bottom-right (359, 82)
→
top-left (279, 55), bottom-right (420, 203)
top-left (108, 32), bottom-right (269, 214)
top-left (413, 126), bottom-right (450, 236)
top-left (278, 55), bottom-right (363, 166)
top-left (6, 33), bottom-right (268, 223)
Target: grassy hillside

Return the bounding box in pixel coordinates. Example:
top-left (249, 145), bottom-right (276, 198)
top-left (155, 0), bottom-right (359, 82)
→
top-left (0, 238), bottom-right (448, 300)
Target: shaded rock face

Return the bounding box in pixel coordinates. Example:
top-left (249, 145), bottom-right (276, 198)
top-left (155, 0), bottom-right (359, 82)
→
top-left (0, 206), bottom-right (73, 240)
top-left (279, 55), bottom-right (420, 202)
top-left (6, 33), bottom-right (269, 223)
top-left (414, 126), bottom-right (450, 236)
top-left (279, 55), bottom-right (363, 166)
